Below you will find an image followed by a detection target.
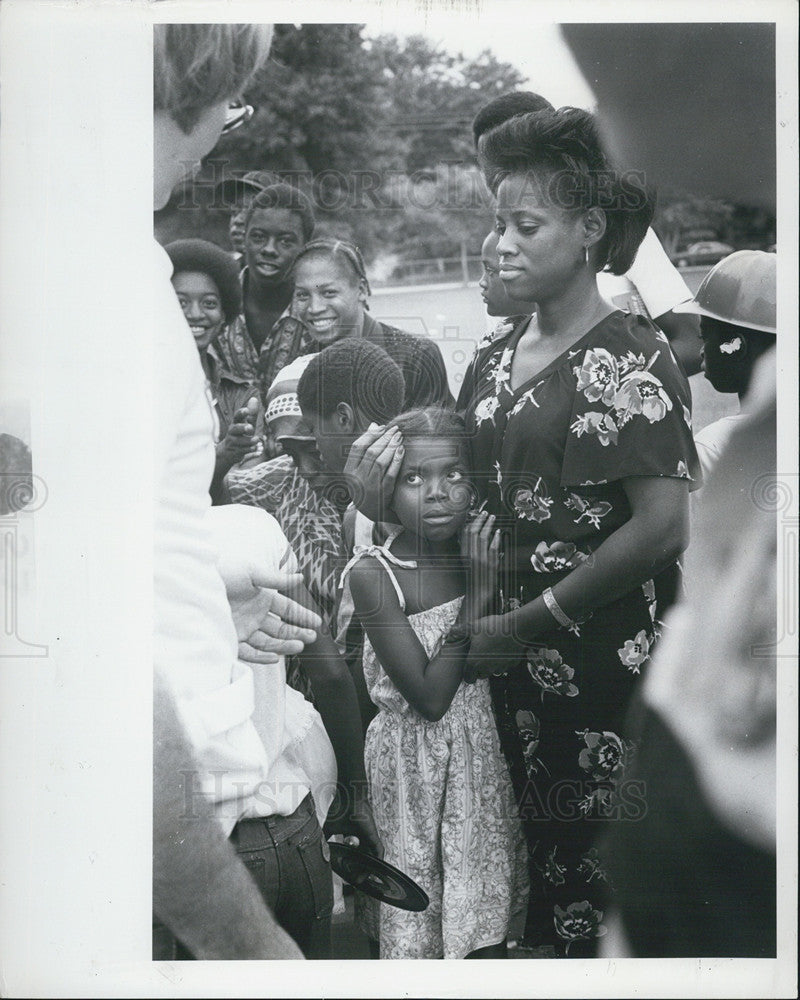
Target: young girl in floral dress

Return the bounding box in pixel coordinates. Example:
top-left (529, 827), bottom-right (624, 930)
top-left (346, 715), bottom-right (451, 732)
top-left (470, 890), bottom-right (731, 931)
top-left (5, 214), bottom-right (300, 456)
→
top-left (343, 408), bottom-right (528, 959)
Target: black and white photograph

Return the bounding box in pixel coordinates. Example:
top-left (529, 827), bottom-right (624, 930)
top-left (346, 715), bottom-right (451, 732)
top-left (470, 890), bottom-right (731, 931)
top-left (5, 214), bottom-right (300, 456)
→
top-left (0, 1), bottom-right (797, 996)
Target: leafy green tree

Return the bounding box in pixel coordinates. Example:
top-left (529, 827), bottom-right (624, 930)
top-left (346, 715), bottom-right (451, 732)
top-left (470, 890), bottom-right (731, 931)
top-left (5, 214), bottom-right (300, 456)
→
top-left (214, 24), bottom-right (395, 175)
top-left (389, 164), bottom-right (493, 269)
top-left (161, 26), bottom-right (527, 269)
top-left (370, 34), bottom-right (526, 173)
top-left (653, 190), bottom-right (735, 256)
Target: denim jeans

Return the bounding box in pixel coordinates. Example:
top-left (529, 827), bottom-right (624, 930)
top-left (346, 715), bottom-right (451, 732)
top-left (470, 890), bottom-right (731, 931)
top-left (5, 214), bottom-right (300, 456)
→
top-left (229, 794), bottom-right (333, 959)
top-left (153, 794), bottom-right (334, 960)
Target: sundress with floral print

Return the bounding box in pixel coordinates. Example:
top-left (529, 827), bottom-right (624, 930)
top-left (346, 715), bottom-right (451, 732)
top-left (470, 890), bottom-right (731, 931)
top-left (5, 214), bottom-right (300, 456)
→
top-left (457, 310), bottom-right (701, 955)
top-left (346, 537), bottom-right (529, 959)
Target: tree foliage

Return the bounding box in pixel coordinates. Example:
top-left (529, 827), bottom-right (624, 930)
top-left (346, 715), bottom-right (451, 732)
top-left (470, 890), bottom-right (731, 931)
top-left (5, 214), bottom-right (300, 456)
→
top-left (199, 25), bottom-right (525, 266)
top-left (215, 24), bottom-right (393, 175)
top-left (161, 26), bottom-right (771, 273)
top-left (390, 164), bottom-right (494, 259)
top-left (653, 189), bottom-right (775, 257)
top-left (371, 34), bottom-right (526, 172)
top-left (653, 190), bottom-right (735, 256)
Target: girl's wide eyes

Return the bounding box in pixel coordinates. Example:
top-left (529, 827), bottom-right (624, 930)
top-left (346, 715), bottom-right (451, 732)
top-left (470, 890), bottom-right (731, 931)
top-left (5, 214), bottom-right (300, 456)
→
top-left (403, 469), bottom-right (464, 485)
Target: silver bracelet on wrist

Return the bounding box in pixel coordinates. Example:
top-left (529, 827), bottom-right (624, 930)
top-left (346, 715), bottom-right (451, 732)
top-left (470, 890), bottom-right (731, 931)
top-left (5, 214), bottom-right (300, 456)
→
top-left (542, 586), bottom-right (579, 629)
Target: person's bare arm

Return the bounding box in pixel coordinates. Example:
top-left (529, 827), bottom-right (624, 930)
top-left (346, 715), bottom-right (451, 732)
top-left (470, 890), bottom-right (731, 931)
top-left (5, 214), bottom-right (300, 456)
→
top-left (466, 476), bottom-right (690, 679)
top-left (153, 671), bottom-right (303, 960)
top-left (461, 509), bottom-right (501, 621)
top-left (350, 558), bottom-right (468, 722)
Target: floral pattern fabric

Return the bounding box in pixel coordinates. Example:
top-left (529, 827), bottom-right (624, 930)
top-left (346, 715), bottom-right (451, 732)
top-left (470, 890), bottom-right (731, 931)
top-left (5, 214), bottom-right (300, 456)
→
top-left (356, 582), bottom-right (529, 958)
top-left (457, 310), bottom-right (700, 955)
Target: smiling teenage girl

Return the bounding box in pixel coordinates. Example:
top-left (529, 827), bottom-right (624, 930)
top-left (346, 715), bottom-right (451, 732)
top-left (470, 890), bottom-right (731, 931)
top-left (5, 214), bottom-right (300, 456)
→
top-left (166, 238), bottom-right (265, 498)
top-left (291, 238), bottom-right (454, 409)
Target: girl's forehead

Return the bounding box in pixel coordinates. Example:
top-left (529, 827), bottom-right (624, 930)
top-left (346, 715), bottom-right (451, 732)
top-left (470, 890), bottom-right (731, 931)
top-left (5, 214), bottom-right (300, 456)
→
top-left (400, 435), bottom-right (466, 465)
top-left (171, 271), bottom-right (220, 296)
top-left (481, 229), bottom-right (501, 258)
top-left (294, 253), bottom-right (357, 286)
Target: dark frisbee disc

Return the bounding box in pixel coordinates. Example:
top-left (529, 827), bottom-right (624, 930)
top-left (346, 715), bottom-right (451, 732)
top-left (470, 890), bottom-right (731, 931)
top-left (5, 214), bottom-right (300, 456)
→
top-left (328, 842), bottom-right (429, 912)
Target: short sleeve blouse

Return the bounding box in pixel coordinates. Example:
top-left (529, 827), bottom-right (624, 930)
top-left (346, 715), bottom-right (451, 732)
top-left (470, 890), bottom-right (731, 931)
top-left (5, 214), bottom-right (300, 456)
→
top-left (461, 310), bottom-right (701, 578)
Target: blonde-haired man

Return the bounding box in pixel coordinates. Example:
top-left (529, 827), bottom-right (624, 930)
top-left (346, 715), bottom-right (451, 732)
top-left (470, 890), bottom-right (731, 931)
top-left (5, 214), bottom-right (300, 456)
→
top-left (153, 23), bottom-right (334, 960)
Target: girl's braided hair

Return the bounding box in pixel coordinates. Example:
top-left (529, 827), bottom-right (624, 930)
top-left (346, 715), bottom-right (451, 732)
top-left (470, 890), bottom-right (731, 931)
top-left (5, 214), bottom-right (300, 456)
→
top-left (390, 407), bottom-right (468, 441)
top-left (479, 106), bottom-right (654, 275)
top-left (390, 408), bottom-right (474, 509)
top-left (291, 237), bottom-right (372, 303)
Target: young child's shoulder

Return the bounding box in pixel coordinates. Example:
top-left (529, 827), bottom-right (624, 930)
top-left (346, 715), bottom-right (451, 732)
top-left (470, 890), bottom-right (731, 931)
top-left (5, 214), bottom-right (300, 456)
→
top-left (348, 552), bottom-right (404, 614)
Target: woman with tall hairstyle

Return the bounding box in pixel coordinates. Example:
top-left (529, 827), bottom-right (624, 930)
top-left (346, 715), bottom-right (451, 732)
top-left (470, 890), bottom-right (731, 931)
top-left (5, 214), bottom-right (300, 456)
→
top-left (345, 106), bottom-right (700, 957)
top-left (454, 107), bottom-right (701, 956)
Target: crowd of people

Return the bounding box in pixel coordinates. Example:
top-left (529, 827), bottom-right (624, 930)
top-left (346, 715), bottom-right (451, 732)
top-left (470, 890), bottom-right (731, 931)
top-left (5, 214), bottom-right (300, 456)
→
top-left (153, 23), bottom-right (778, 962)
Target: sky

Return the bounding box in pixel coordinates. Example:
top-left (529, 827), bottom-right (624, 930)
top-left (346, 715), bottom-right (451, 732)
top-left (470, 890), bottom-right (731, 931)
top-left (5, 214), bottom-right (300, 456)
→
top-left (361, 10), bottom-right (597, 108)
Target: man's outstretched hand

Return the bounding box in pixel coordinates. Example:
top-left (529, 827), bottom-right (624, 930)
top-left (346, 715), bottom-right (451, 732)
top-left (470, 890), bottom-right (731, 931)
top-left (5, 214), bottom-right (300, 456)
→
top-left (206, 505), bottom-right (322, 663)
top-left (232, 567), bottom-right (321, 663)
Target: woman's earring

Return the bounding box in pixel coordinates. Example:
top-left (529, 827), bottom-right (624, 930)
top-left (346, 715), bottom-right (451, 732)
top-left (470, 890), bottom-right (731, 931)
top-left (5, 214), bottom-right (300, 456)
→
top-left (584, 245), bottom-right (590, 266)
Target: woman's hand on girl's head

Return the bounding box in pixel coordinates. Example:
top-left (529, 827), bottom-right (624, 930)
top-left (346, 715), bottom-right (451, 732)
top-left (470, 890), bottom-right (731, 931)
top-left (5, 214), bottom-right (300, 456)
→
top-left (343, 422), bottom-right (404, 521)
top-left (463, 614), bottom-right (524, 683)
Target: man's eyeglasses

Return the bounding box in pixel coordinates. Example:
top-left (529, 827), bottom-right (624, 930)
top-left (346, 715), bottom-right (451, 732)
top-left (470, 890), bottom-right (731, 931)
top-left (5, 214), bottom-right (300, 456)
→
top-left (222, 99), bottom-right (255, 135)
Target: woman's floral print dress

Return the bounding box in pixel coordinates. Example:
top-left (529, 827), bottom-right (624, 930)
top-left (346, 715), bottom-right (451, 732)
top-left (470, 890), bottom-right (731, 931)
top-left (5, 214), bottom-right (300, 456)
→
top-left (457, 311), bottom-right (701, 955)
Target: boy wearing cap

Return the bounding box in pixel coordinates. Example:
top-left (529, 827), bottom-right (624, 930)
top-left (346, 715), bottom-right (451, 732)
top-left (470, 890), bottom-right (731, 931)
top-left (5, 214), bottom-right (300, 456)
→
top-left (226, 355), bottom-right (345, 626)
top-left (673, 250), bottom-right (776, 478)
top-left (212, 169), bottom-right (278, 258)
